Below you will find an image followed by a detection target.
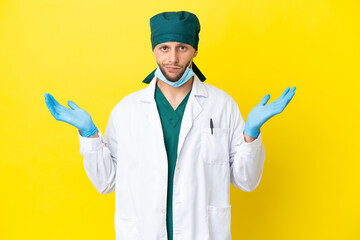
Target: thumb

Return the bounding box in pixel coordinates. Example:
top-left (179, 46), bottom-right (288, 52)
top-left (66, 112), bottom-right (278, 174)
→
top-left (258, 94), bottom-right (271, 106)
top-left (67, 100), bottom-right (81, 110)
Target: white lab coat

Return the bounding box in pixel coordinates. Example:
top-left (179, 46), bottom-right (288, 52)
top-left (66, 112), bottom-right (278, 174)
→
top-left (78, 74), bottom-right (266, 240)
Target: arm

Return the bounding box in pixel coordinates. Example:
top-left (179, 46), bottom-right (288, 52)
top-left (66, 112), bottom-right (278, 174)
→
top-left (229, 86), bottom-right (296, 191)
top-left (229, 101), bottom-right (266, 192)
top-left (44, 93), bottom-right (117, 194)
top-left (79, 107), bottom-right (118, 194)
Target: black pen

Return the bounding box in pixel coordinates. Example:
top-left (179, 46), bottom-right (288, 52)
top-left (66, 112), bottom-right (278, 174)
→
top-left (210, 118), bottom-right (213, 135)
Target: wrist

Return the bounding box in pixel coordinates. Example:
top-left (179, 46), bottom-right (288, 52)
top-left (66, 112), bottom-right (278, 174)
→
top-left (80, 123), bottom-right (98, 138)
top-left (244, 124), bottom-right (260, 138)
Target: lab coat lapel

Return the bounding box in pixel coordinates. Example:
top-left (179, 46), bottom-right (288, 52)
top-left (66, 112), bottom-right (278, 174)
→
top-left (140, 76), bottom-right (165, 144)
top-left (177, 74), bottom-right (208, 157)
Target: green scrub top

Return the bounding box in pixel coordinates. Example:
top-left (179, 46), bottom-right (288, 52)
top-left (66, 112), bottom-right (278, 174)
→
top-left (154, 82), bottom-right (192, 240)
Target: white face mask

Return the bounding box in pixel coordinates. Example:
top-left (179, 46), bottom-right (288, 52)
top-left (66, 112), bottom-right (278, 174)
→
top-left (154, 58), bottom-right (194, 87)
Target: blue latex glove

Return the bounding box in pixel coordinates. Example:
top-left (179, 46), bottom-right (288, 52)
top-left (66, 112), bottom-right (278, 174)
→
top-left (44, 93), bottom-right (98, 137)
top-left (244, 86), bottom-right (296, 138)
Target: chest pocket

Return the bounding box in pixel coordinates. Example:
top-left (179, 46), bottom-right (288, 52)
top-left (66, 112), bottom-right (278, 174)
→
top-left (201, 128), bottom-right (230, 164)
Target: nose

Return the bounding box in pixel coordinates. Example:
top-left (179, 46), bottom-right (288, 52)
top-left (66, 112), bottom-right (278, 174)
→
top-left (169, 49), bottom-right (179, 64)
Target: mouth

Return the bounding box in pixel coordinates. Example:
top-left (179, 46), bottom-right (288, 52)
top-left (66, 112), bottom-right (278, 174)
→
top-left (166, 66), bottom-right (181, 71)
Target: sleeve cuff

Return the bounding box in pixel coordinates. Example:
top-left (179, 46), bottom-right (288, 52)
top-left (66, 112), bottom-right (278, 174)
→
top-left (78, 129), bottom-right (104, 152)
top-left (240, 130), bottom-right (263, 152)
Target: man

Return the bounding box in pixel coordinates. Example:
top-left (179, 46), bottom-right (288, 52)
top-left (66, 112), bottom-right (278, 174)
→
top-left (44, 11), bottom-right (296, 240)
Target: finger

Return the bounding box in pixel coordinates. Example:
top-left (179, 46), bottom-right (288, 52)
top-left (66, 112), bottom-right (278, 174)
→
top-left (48, 93), bottom-right (60, 106)
top-left (44, 96), bottom-right (53, 111)
top-left (44, 94), bottom-right (54, 109)
top-left (279, 87), bottom-right (290, 99)
top-left (284, 91), bottom-right (296, 106)
top-left (67, 100), bottom-right (81, 110)
top-left (279, 86), bottom-right (296, 103)
top-left (45, 96), bottom-right (57, 117)
top-left (288, 86), bottom-right (296, 95)
top-left (259, 94), bottom-right (271, 106)
top-left (287, 90), bottom-right (296, 101)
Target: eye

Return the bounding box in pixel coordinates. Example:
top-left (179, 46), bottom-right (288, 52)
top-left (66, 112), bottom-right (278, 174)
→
top-left (179, 46), bottom-right (187, 50)
top-left (160, 46), bottom-right (167, 51)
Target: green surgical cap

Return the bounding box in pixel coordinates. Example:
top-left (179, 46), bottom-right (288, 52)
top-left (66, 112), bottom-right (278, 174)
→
top-left (143, 11), bottom-right (206, 84)
top-left (150, 11), bottom-right (200, 51)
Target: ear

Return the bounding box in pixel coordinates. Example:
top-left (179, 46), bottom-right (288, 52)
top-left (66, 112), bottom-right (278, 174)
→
top-left (193, 50), bottom-right (198, 58)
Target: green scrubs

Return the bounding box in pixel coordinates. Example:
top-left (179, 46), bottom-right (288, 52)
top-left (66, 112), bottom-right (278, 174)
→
top-left (154, 83), bottom-right (191, 240)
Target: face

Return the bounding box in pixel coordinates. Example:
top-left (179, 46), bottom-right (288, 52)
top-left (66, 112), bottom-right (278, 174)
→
top-left (153, 42), bottom-right (198, 82)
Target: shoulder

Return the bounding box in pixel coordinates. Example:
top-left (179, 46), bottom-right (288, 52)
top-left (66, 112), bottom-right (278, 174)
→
top-left (201, 82), bottom-right (238, 106)
top-left (110, 87), bottom-right (147, 114)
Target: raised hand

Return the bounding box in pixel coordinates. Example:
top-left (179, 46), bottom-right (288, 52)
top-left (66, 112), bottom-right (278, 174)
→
top-left (244, 86), bottom-right (296, 138)
top-left (44, 93), bottom-right (98, 137)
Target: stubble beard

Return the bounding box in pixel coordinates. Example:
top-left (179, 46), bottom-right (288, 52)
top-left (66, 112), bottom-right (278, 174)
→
top-left (158, 59), bottom-right (192, 82)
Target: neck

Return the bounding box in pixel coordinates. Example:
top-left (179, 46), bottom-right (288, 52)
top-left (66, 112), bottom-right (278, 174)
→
top-left (156, 76), bottom-right (194, 102)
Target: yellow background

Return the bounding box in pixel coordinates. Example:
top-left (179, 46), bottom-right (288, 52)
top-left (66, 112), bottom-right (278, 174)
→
top-left (1, 0), bottom-right (359, 239)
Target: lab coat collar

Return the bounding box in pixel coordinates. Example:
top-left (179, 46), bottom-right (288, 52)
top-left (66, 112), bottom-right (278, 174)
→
top-left (140, 73), bottom-right (208, 103)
